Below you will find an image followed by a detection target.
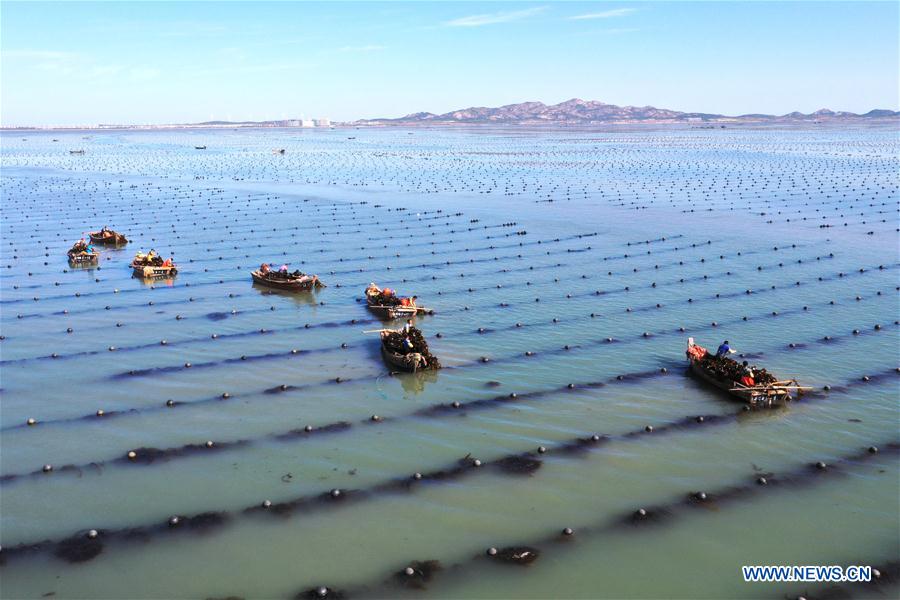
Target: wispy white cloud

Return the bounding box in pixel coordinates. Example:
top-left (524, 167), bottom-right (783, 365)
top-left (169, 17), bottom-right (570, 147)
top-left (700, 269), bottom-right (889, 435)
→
top-left (180, 62), bottom-right (315, 77)
top-left (444, 6), bottom-right (547, 27)
top-left (3, 48), bottom-right (156, 81)
top-left (567, 8), bottom-right (637, 21)
top-left (339, 45), bottom-right (385, 52)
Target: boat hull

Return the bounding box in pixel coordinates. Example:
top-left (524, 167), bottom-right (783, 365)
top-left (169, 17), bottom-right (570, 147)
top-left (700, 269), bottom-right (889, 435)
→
top-left (89, 232), bottom-right (128, 245)
top-left (68, 252), bottom-right (99, 265)
top-left (380, 344), bottom-right (426, 372)
top-left (688, 358), bottom-right (789, 407)
top-left (365, 287), bottom-right (423, 320)
top-left (367, 303), bottom-right (418, 320)
top-left (132, 264), bottom-right (177, 278)
top-left (251, 270), bottom-right (321, 291)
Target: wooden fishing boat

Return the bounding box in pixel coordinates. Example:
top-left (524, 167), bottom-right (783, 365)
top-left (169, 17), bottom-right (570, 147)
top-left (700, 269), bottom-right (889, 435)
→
top-left (194, 145), bottom-right (207, 150)
top-left (381, 331), bottom-right (428, 373)
top-left (89, 230), bottom-right (128, 245)
top-left (69, 149), bottom-right (85, 155)
top-left (368, 303), bottom-right (417, 320)
top-left (685, 338), bottom-right (802, 407)
top-left (365, 284), bottom-right (428, 320)
top-left (377, 326), bottom-right (440, 372)
top-left (251, 270), bottom-right (324, 291)
top-left (67, 250), bottom-right (99, 265)
top-left (132, 263), bottom-right (178, 279)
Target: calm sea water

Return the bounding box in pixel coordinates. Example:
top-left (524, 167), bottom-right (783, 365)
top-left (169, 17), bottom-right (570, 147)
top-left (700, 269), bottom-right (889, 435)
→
top-left (1, 125), bottom-right (898, 599)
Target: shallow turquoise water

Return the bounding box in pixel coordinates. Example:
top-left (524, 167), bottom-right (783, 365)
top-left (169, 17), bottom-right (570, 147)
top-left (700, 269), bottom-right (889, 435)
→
top-left (0, 126), bottom-right (898, 599)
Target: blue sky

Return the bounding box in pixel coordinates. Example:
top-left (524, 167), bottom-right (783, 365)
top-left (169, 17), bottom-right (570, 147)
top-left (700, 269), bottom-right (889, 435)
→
top-left (2, 1), bottom-right (897, 126)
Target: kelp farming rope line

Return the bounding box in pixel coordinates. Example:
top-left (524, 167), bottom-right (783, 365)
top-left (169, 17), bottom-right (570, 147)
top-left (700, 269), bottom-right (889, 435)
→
top-left (291, 442), bottom-right (900, 599)
top-left (5, 286), bottom-right (894, 435)
top-left (1, 380), bottom-right (895, 569)
top-left (2, 246), bottom-right (844, 364)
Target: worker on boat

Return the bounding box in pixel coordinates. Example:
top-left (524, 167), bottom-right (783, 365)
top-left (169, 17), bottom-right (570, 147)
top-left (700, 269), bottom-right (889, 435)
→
top-left (740, 361), bottom-right (755, 386)
top-left (404, 319), bottom-right (413, 334)
top-left (260, 263), bottom-right (270, 274)
top-left (279, 264), bottom-right (289, 278)
top-left (163, 257), bottom-right (173, 268)
top-left (715, 340), bottom-right (733, 358)
top-left (402, 336), bottom-right (414, 352)
top-left (86, 243), bottom-right (95, 254)
top-left (410, 295), bottom-right (418, 307)
top-left (686, 339), bottom-right (708, 361)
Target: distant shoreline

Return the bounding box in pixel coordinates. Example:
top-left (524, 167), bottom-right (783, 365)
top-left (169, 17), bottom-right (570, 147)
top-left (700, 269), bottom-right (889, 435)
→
top-left (3, 119), bottom-right (898, 133)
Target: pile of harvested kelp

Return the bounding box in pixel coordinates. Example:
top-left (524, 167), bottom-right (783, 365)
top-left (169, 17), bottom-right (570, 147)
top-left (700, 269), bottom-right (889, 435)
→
top-left (369, 290), bottom-right (403, 306)
top-left (701, 356), bottom-right (776, 385)
top-left (382, 326), bottom-right (441, 369)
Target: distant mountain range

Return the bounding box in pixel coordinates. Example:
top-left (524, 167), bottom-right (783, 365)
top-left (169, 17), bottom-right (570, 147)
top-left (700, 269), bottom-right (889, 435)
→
top-left (354, 98), bottom-right (899, 126)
